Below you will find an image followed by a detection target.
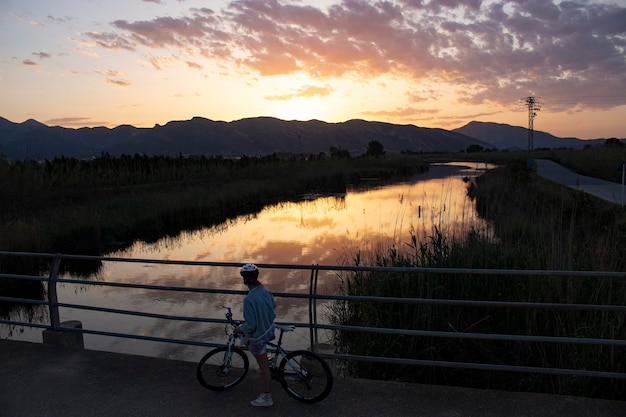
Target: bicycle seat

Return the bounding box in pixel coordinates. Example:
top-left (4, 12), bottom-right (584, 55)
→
top-left (276, 324), bottom-right (295, 332)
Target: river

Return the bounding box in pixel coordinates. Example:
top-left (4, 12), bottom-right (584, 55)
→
top-left (3, 162), bottom-right (493, 362)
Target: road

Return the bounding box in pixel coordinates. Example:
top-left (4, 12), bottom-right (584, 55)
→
top-left (535, 159), bottom-right (624, 205)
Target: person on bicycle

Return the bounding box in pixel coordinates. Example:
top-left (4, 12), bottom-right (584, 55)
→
top-left (234, 263), bottom-right (276, 407)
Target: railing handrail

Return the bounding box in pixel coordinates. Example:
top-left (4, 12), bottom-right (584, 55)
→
top-left (2, 250), bottom-right (625, 278)
top-left (1, 251), bottom-right (625, 381)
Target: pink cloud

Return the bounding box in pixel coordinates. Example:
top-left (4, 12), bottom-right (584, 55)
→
top-left (88, 0), bottom-right (626, 110)
top-left (44, 117), bottom-right (104, 127)
top-left (85, 32), bottom-right (136, 51)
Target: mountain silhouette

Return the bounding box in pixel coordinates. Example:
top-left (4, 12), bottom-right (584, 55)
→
top-left (453, 121), bottom-right (605, 150)
top-left (0, 116), bottom-right (607, 161)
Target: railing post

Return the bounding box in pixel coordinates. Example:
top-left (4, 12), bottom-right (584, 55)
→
top-left (308, 265), bottom-right (315, 352)
top-left (310, 265), bottom-right (320, 353)
top-left (47, 254), bottom-right (62, 331)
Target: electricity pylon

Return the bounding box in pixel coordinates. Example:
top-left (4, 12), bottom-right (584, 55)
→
top-left (523, 96), bottom-right (541, 170)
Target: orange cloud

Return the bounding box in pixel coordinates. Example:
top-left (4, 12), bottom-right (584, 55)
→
top-left (265, 85), bottom-right (333, 101)
top-left (149, 55), bottom-right (177, 70)
top-left (104, 78), bottom-right (132, 87)
top-left (185, 61), bottom-right (202, 70)
top-left (95, 69), bottom-right (125, 77)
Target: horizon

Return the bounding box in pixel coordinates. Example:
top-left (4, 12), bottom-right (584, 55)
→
top-left (1, 0), bottom-right (625, 140)
top-left (1, 113), bottom-right (620, 140)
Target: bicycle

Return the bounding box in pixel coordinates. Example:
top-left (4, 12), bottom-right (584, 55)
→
top-left (196, 307), bottom-right (334, 403)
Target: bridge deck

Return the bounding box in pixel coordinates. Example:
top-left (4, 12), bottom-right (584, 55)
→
top-left (1, 340), bottom-right (623, 417)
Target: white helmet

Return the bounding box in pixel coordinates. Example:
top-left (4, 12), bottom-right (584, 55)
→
top-left (240, 263), bottom-right (259, 284)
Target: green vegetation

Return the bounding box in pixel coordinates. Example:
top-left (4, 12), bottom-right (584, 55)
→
top-left (0, 152), bottom-right (428, 255)
top-left (2, 142), bottom-right (625, 399)
top-left (329, 149), bottom-right (626, 400)
top-left (535, 143), bottom-right (626, 183)
top-left (443, 142), bottom-right (626, 184)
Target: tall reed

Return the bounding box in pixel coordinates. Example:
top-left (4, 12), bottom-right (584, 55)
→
top-left (329, 161), bottom-right (626, 400)
top-left (0, 153), bottom-right (428, 255)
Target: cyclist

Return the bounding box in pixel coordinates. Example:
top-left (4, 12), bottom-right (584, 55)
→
top-left (234, 263), bottom-right (277, 407)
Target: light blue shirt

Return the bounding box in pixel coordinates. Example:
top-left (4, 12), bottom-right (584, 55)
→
top-left (239, 286), bottom-right (276, 341)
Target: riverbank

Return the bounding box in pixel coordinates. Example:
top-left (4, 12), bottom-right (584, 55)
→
top-left (329, 158), bottom-right (626, 400)
top-left (0, 153), bottom-right (429, 256)
top-left (3, 151), bottom-right (625, 400)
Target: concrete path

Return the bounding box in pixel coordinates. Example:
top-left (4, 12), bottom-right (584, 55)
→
top-left (535, 159), bottom-right (625, 205)
top-left (1, 340), bottom-right (624, 417)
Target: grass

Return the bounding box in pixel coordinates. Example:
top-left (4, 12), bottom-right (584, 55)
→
top-left (329, 152), bottom-right (626, 401)
top-left (0, 153), bottom-right (429, 256)
top-left (0, 152), bottom-right (429, 285)
top-left (535, 145), bottom-right (626, 183)
top-left (2, 145), bottom-right (625, 399)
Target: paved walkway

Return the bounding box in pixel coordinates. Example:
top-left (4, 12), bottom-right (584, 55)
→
top-left (535, 159), bottom-right (624, 205)
top-left (1, 340), bottom-right (624, 417)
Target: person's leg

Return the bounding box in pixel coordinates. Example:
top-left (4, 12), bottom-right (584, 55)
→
top-left (249, 341), bottom-right (273, 406)
top-left (254, 353), bottom-right (272, 394)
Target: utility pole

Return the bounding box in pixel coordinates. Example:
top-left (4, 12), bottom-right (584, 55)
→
top-left (524, 96), bottom-right (541, 170)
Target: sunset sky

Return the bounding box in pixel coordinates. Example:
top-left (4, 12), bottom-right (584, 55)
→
top-left (1, 0), bottom-right (625, 139)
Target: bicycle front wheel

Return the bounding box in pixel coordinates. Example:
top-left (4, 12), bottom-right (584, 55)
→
top-left (277, 350), bottom-right (333, 403)
top-left (196, 346), bottom-right (249, 391)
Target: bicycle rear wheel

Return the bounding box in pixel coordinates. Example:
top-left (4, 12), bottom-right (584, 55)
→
top-left (196, 346), bottom-right (249, 390)
top-left (277, 350), bottom-right (333, 403)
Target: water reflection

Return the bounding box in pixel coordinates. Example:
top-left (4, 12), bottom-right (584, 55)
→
top-left (4, 162), bottom-right (493, 362)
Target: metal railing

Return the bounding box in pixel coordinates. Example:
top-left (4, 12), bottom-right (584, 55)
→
top-left (1, 250), bottom-right (626, 381)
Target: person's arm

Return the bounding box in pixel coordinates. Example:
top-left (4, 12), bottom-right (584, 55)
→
top-left (238, 297), bottom-right (257, 335)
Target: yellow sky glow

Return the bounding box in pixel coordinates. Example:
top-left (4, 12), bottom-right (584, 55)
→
top-left (1, 0), bottom-right (625, 139)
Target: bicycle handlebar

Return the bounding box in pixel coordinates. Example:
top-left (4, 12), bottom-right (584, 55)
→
top-left (223, 306), bottom-right (243, 329)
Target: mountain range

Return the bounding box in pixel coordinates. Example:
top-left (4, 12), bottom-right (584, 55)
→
top-left (0, 116), bottom-right (610, 161)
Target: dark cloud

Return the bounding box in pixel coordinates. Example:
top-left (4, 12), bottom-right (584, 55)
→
top-left (46, 14), bottom-right (71, 24)
top-left (89, 0), bottom-right (626, 109)
top-left (32, 52), bottom-right (51, 59)
top-left (21, 59), bottom-right (39, 66)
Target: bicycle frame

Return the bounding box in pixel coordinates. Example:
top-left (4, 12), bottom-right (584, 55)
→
top-left (265, 330), bottom-right (291, 375)
top-left (221, 309), bottom-right (305, 375)
top-left (197, 306), bottom-right (333, 402)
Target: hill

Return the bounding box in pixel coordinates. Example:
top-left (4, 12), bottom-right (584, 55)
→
top-left (453, 121), bottom-right (606, 150)
top-left (0, 116), bottom-right (608, 161)
top-left (0, 116), bottom-right (488, 160)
